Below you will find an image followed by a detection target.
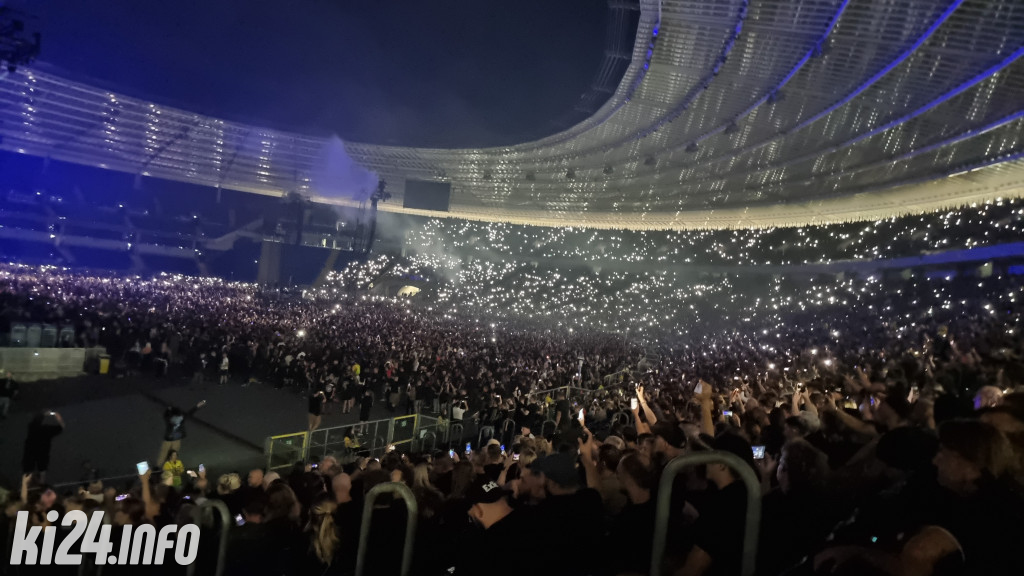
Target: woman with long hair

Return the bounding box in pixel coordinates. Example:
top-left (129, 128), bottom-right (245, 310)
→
top-left (162, 449), bottom-right (184, 488)
top-left (411, 462), bottom-right (445, 519)
top-left (304, 493), bottom-right (341, 572)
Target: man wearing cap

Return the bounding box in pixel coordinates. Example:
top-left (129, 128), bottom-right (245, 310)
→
top-left (456, 475), bottom-right (533, 576)
top-left (650, 421), bottom-right (687, 463)
top-left (528, 452), bottom-right (604, 576)
top-left (678, 433), bottom-right (758, 576)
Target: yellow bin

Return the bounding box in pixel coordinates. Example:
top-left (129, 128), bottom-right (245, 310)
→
top-left (99, 355), bottom-right (111, 375)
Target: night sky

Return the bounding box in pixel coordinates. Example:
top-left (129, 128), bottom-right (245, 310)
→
top-left (12, 0), bottom-right (614, 148)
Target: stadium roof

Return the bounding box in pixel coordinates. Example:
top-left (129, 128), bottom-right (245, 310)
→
top-left (1, 0), bottom-right (1023, 230)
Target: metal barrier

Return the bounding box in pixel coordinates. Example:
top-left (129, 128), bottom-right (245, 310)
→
top-left (650, 451), bottom-right (762, 576)
top-left (307, 418), bottom-right (388, 461)
top-left (187, 499), bottom-right (232, 576)
top-left (541, 419), bottom-right (557, 438)
top-left (391, 414), bottom-right (419, 449)
top-left (449, 423), bottom-right (464, 448)
top-left (416, 430), bottom-right (437, 453)
top-left (501, 418), bottom-right (517, 446)
top-left (355, 482), bottom-right (419, 576)
top-left (610, 410), bottom-right (631, 429)
top-left (271, 414), bottom-right (445, 467)
top-left (264, 431), bottom-right (308, 472)
top-left (478, 425), bottom-right (495, 447)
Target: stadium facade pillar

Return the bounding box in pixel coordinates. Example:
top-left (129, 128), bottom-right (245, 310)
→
top-left (257, 241), bottom-right (282, 285)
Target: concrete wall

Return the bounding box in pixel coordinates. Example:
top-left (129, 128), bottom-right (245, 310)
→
top-left (0, 347), bottom-right (96, 382)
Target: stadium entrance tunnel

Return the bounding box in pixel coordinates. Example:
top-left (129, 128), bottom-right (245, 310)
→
top-left (367, 277), bottom-right (431, 299)
top-left (396, 285), bottom-right (421, 297)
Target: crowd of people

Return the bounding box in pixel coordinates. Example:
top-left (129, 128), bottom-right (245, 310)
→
top-left (399, 198), bottom-right (1024, 266)
top-left (1, 219), bottom-right (1024, 574)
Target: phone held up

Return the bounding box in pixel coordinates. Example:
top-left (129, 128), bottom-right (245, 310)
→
top-left (752, 445), bottom-right (766, 460)
top-left (136, 461), bottom-right (149, 476)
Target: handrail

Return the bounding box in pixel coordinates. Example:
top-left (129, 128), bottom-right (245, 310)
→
top-left (355, 482), bottom-right (419, 576)
top-left (478, 425), bottom-right (495, 447)
top-left (650, 451), bottom-right (761, 576)
top-left (418, 430), bottom-right (437, 453)
top-left (501, 418), bottom-right (517, 446)
top-left (541, 419), bottom-right (557, 438)
top-left (449, 423), bottom-right (464, 447)
top-left (610, 410), bottom-right (631, 428)
top-left (187, 499), bottom-right (232, 576)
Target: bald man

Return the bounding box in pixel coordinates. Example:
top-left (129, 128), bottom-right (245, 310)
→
top-left (975, 385), bottom-right (1004, 410)
top-left (332, 472), bottom-right (353, 505)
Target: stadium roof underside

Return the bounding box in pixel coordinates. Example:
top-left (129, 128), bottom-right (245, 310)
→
top-left (1, 0), bottom-right (1023, 230)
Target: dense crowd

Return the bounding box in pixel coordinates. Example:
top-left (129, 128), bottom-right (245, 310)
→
top-left (2, 251), bottom-right (1024, 574)
top-left (401, 198), bottom-right (1024, 266)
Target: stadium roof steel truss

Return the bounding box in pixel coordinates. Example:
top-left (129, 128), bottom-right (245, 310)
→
top-left (0, 0), bottom-right (1022, 229)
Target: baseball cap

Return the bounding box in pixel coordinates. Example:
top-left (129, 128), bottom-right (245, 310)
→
top-left (650, 421), bottom-right (687, 449)
top-left (465, 475), bottom-right (509, 504)
top-left (528, 452), bottom-right (579, 487)
top-left (708, 432), bottom-right (758, 478)
top-left (486, 438), bottom-right (501, 447)
top-left (603, 435), bottom-right (626, 451)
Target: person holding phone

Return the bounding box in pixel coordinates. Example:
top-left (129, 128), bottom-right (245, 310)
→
top-left (677, 434), bottom-right (758, 576)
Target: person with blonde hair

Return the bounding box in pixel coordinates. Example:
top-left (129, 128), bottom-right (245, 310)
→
top-left (409, 462), bottom-right (442, 517)
top-left (304, 493), bottom-right (341, 570)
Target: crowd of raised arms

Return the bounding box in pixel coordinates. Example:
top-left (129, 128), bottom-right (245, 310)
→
top-left (2, 260), bottom-right (1024, 575)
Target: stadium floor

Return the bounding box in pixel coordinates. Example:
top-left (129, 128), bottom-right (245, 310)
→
top-left (0, 371), bottom-right (415, 490)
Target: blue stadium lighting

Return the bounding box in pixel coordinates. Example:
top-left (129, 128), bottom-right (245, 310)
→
top-left (674, 42), bottom-right (1024, 189)
top-left (652, 0), bottom-right (967, 174)
top-left (783, 0), bottom-right (968, 135)
top-left (758, 109), bottom-right (1024, 194)
top-left (661, 0), bottom-right (853, 154)
top-left (752, 44), bottom-right (1024, 177)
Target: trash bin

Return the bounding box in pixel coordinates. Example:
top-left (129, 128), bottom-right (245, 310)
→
top-left (99, 355), bottom-right (111, 375)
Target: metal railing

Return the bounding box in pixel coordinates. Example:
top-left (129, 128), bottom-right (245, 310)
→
top-left (477, 425), bottom-right (495, 447)
top-left (268, 414), bottom-right (446, 469)
top-left (187, 500), bottom-right (232, 576)
top-left (449, 423), bottom-right (464, 448)
top-left (650, 451), bottom-right (762, 576)
top-left (264, 431), bottom-right (308, 472)
top-left (541, 419), bottom-right (557, 438)
top-left (610, 410), bottom-right (632, 429)
top-left (356, 482), bottom-right (418, 576)
top-left (500, 418), bottom-right (517, 446)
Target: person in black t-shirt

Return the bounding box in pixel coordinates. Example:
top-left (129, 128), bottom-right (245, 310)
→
top-left (357, 388), bottom-right (374, 433)
top-left (22, 411), bottom-right (65, 481)
top-left (453, 475), bottom-right (535, 576)
top-left (554, 391), bottom-right (572, 431)
top-left (529, 452), bottom-right (605, 576)
top-left (678, 433), bottom-right (758, 576)
top-left (606, 451), bottom-right (657, 575)
top-left (308, 390), bottom-right (325, 432)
